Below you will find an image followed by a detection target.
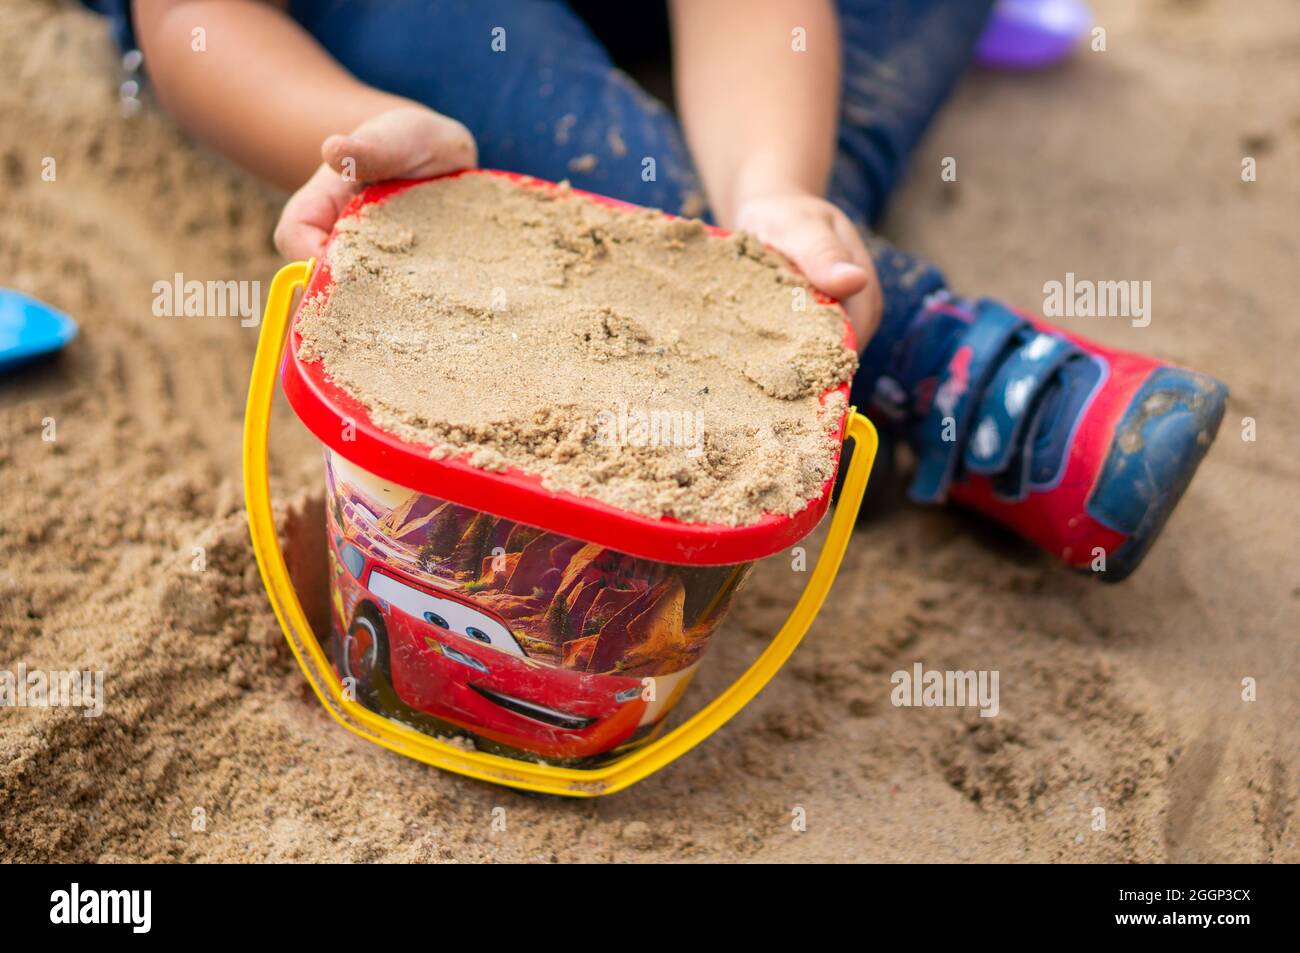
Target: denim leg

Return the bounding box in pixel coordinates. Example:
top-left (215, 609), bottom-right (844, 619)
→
top-left (293, 0), bottom-right (989, 406)
top-left (829, 0), bottom-right (995, 407)
top-left (289, 0), bottom-right (704, 215)
top-left (831, 0), bottom-right (997, 227)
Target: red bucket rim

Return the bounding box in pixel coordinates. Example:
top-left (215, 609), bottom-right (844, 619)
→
top-left (281, 169), bottom-right (855, 565)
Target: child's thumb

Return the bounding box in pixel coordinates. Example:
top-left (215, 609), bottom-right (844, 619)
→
top-left (786, 231), bottom-right (869, 301)
top-left (322, 110), bottom-right (476, 183)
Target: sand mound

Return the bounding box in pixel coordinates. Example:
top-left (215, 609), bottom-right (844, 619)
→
top-left (0, 0), bottom-right (1294, 862)
top-left (298, 173), bottom-right (855, 526)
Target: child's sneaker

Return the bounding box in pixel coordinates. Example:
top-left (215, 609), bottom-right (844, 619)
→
top-left (867, 295), bottom-right (1228, 581)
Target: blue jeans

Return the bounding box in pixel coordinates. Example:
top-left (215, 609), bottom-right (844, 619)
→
top-left (95, 0), bottom-right (994, 398)
top-left (288, 0), bottom-right (993, 403)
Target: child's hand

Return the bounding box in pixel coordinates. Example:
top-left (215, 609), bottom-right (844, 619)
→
top-left (733, 193), bottom-right (882, 349)
top-left (274, 105), bottom-right (477, 260)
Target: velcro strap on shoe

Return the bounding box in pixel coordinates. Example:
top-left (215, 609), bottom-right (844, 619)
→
top-left (991, 355), bottom-right (1082, 502)
top-left (907, 301), bottom-right (1027, 503)
top-left (963, 331), bottom-right (1080, 476)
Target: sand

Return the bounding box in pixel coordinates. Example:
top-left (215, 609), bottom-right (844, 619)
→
top-left (297, 172), bottom-right (855, 526)
top-left (0, 0), bottom-right (1295, 863)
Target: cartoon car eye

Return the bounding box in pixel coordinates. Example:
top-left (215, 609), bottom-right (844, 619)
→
top-left (339, 543), bottom-right (366, 579)
top-left (366, 569), bottom-right (525, 657)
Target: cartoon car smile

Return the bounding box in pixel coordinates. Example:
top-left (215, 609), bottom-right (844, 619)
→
top-left (328, 539), bottom-right (666, 761)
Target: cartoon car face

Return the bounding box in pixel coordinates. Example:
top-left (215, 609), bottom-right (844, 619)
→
top-left (365, 568), bottom-right (524, 657)
top-left (329, 538), bottom-right (661, 761)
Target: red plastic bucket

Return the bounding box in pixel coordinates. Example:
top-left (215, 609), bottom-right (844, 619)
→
top-left (245, 171), bottom-right (877, 795)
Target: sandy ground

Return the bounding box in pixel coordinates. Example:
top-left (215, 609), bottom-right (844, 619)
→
top-left (1, 0), bottom-right (1295, 863)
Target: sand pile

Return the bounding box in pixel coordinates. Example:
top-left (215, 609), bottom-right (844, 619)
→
top-left (297, 173), bottom-right (856, 526)
top-left (0, 0), bottom-right (1294, 863)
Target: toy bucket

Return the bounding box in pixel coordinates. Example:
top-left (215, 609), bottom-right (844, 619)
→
top-left (243, 172), bottom-right (877, 796)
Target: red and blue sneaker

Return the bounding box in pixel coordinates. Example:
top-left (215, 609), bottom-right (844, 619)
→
top-left (866, 295), bottom-right (1229, 581)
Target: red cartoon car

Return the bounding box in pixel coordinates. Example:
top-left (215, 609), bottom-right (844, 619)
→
top-left (328, 539), bottom-right (660, 761)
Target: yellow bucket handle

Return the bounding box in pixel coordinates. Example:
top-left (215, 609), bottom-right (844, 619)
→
top-left (244, 261), bottom-right (877, 796)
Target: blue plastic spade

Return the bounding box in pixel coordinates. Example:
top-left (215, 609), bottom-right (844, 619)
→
top-left (0, 289), bottom-right (78, 374)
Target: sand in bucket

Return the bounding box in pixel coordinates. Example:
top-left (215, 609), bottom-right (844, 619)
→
top-left (295, 172), bottom-right (856, 527)
top-left (256, 170), bottom-right (870, 790)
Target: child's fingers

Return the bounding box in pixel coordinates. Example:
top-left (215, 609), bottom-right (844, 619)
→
top-left (732, 194), bottom-right (881, 346)
top-left (782, 221), bottom-right (870, 301)
top-left (322, 108), bottom-right (477, 182)
top-left (274, 167), bottom-right (348, 259)
top-left (839, 285), bottom-right (872, 349)
top-left (831, 213), bottom-right (883, 345)
top-left (273, 218), bottom-right (330, 260)
top-left (322, 132), bottom-right (404, 182)
top-left (767, 221), bottom-right (874, 346)
top-left (405, 115), bottom-right (478, 178)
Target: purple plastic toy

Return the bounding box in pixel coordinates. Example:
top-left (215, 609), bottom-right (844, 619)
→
top-left (975, 0), bottom-right (1093, 70)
